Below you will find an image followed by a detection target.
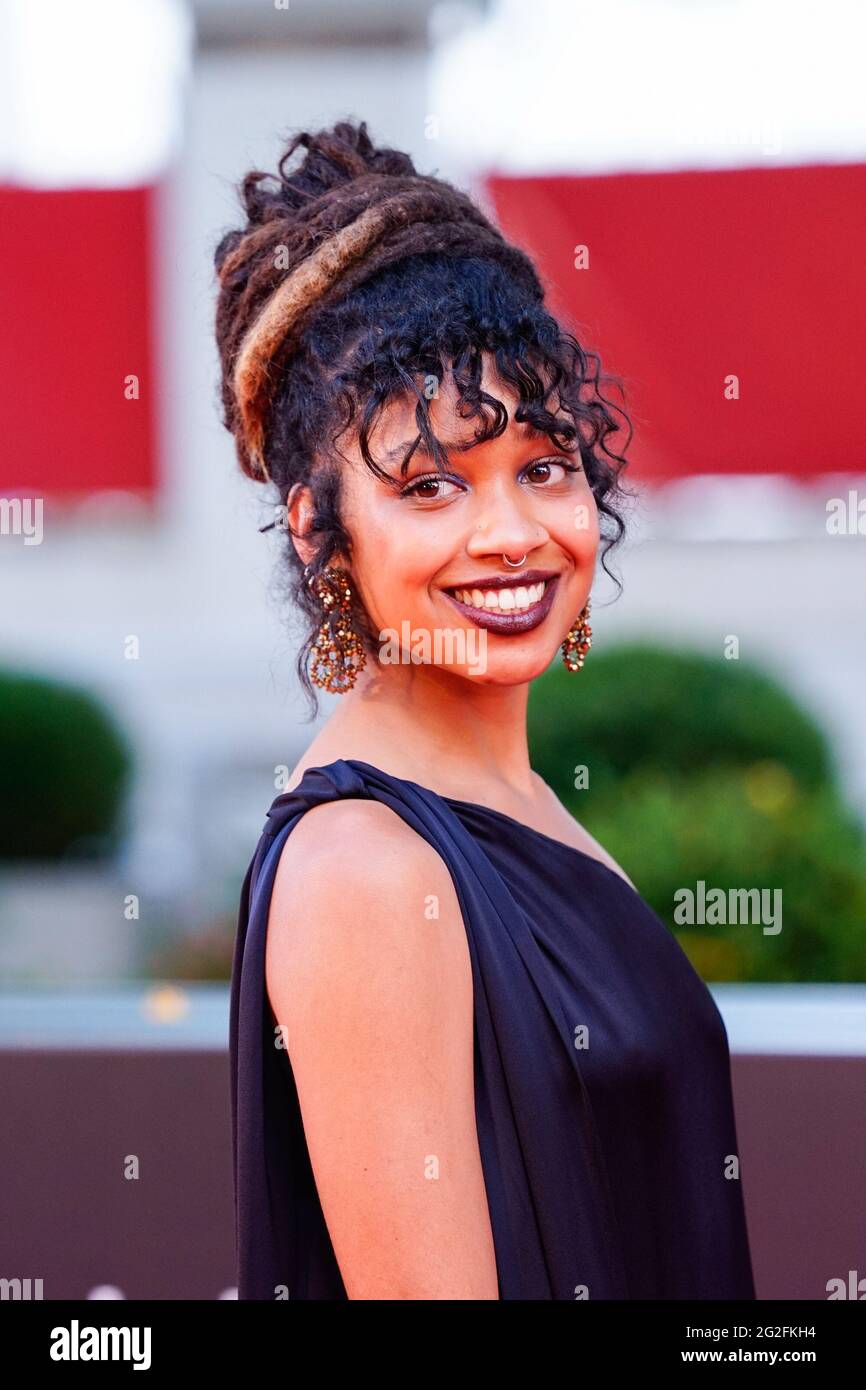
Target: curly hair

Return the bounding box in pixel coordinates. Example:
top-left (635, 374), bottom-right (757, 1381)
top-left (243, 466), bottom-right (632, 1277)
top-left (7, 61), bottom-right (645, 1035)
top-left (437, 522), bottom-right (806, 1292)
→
top-left (213, 118), bottom-right (634, 719)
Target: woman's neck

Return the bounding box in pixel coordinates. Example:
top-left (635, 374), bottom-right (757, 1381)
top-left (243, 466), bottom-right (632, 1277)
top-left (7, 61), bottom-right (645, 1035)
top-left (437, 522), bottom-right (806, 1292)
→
top-left (298, 661), bottom-right (538, 803)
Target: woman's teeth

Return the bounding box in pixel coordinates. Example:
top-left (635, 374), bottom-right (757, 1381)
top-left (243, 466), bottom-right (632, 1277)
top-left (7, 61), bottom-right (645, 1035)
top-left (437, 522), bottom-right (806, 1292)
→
top-left (451, 581), bottom-right (547, 613)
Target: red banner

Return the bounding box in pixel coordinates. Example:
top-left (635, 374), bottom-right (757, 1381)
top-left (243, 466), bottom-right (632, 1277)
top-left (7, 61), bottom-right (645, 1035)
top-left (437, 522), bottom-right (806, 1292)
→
top-left (0, 184), bottom-right (159, 500)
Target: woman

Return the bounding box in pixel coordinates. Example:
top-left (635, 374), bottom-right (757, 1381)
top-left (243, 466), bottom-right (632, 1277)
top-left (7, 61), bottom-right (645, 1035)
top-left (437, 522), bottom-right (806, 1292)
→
top-left (219, 120), bottom-right (756, 1301)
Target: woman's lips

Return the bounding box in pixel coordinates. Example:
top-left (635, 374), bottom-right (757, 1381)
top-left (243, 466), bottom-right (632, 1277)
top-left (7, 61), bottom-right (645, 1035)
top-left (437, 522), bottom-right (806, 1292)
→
top-left (441, 575), bottom-right (559, 634)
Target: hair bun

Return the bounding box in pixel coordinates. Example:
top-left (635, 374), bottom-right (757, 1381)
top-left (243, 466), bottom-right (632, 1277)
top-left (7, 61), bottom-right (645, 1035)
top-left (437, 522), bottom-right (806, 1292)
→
top-left (215, 120), bottom-right (418, 280)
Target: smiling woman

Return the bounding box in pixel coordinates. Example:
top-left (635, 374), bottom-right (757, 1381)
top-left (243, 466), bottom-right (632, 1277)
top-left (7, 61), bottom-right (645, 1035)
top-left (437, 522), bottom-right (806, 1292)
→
top-left (218, 119), bottom-right (757, 1301)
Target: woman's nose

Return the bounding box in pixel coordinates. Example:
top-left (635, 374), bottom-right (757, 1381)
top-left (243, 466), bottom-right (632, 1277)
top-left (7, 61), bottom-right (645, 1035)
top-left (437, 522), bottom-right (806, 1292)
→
top-left (466, 500), bottom-right (548, 560)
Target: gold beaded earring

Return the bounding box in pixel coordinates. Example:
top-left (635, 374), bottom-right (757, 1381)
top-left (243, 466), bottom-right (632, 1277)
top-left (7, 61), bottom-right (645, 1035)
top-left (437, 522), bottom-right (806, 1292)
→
top-left (306, 564), bottom-right (368, 693)
top-left (561, 599), bottom-right (592, 672)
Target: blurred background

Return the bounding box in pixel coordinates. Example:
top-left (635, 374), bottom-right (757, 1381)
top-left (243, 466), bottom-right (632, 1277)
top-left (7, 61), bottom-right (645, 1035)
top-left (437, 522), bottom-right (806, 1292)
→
top-left (1, 0), bottom-right (864, 1300)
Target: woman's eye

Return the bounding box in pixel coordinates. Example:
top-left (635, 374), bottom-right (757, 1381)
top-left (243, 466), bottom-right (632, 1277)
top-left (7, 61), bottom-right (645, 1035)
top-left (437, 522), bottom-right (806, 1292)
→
top-left (524, 457), bottom-right (579, 484)
top-left (401, 475), bottom-right (461, 500)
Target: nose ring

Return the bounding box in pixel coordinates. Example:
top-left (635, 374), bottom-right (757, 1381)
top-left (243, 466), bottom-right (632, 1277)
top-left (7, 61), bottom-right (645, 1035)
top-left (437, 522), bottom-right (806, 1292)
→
top-left (503, 553), bottom-right (527, 568)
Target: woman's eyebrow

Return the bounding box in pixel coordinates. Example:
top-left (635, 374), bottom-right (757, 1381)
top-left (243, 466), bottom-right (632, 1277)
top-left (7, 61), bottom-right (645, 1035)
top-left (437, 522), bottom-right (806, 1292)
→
top-left (379, 424), bottom-right (561, 475)
top-left (378, 435), bottom-right (471, 475)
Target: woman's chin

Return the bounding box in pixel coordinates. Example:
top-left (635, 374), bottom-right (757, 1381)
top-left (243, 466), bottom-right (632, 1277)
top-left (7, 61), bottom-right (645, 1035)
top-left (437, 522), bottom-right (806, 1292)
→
top-left (444, 648), bottom-right (559, 686)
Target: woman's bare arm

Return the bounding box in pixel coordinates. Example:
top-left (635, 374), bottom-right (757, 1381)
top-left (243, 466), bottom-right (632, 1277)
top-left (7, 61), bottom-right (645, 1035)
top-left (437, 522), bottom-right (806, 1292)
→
top-left (265, 798), bottom-right (499, 1300)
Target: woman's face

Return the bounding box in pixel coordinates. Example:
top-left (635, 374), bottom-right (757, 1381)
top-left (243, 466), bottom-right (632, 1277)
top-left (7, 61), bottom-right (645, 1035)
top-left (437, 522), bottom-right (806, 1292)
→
top-left (302, 355), bottom-right (599, 688)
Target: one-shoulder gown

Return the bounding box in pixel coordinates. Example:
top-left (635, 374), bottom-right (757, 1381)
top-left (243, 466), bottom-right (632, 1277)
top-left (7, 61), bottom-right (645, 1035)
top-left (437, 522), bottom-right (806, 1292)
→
top-left (229, 758), bottom-right (757, 1300)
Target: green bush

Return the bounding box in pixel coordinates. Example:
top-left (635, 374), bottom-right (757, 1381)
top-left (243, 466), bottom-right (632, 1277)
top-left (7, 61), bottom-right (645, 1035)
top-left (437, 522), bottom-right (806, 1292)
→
top-left (528, 644), bottom-right (866, 982)
top-left (0, 668), bottom-right (133, 861)
top-left (581, 766), bottom-right (866, 982)
top-left (529, 643), bottom-right (838, 807)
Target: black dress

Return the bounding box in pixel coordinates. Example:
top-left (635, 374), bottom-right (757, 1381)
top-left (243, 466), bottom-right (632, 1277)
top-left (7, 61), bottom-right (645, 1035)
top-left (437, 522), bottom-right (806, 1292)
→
top-left (229, 758), bottom-right (757, 1300)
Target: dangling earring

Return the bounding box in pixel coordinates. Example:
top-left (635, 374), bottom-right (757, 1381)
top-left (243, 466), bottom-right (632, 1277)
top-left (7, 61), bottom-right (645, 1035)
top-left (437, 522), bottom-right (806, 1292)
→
top-left (306, 564), bottom-right (367, 693)
top-left (561, 598), bottom-right (592, 672)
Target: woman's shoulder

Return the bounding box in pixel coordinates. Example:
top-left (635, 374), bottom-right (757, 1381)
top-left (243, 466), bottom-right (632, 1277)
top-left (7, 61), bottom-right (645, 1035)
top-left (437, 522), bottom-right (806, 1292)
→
top-left (276, 792), bottom-right (445, 872)
top-left (268, 793), bottom-right (462, 949)
top-left (263, 791), bottom-right (472, 1069)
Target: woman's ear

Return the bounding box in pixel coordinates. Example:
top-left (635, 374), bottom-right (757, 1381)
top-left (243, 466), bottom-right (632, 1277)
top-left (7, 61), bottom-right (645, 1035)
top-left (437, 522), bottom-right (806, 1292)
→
top-left (286, 481), bottom-right (349, 572)
top-left (286, 482), bottom-right (319, 567)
